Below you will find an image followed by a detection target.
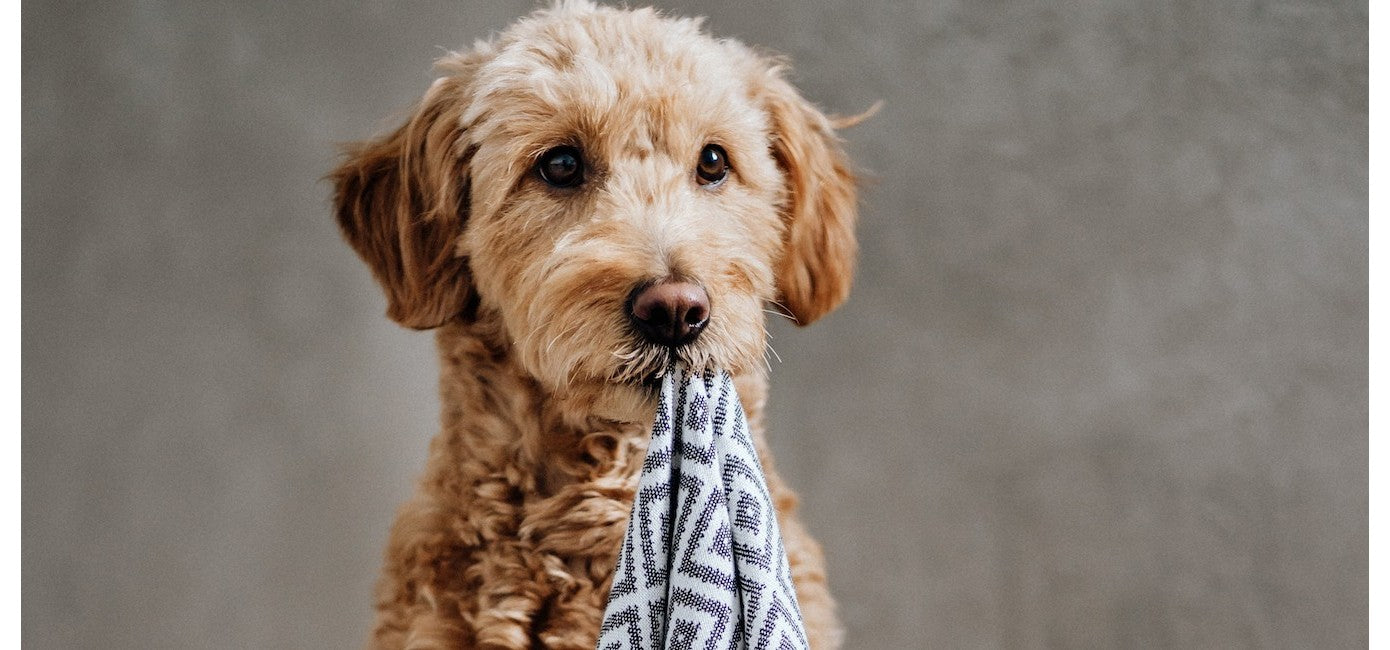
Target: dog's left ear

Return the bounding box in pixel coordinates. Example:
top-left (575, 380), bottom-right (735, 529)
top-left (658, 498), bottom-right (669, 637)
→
top-left (760, 67), bottom-right (861, 327)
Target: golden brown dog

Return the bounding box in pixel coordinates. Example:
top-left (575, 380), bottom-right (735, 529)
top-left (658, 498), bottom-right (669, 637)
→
top-left (331, 2), bottom-right (860, 647)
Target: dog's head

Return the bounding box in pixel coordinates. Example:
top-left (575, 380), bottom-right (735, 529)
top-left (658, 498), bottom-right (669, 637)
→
top-left (332, 2), bottom-right (859, 420)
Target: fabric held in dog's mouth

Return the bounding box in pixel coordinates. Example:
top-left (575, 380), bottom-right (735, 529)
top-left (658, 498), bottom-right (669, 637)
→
top-left (598, 367), bottom-right (810, 649)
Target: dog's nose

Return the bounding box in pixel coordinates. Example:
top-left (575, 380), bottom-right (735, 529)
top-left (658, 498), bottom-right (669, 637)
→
top-left (628, 281), bottom-right (710, 347)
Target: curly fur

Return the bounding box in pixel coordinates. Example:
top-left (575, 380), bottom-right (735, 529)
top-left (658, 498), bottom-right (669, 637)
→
top-left (330, 3), bottom-right (860, 648)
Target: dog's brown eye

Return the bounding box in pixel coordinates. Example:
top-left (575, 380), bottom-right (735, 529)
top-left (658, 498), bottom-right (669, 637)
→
top-left (537, 146), bottom-right (584, 188)
top-left (696, 144), bottom-right (728, 186)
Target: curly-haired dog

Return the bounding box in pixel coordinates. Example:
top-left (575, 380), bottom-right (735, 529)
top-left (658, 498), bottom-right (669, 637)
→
top-left (331, 3), bottom-right (860, 648)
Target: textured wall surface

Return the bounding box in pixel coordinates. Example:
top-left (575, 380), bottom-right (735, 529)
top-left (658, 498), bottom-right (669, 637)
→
top-left (23, 1), bottom-right (1366, 648)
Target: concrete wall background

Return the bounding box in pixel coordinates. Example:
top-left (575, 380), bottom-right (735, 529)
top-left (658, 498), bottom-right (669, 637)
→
top-left (23, 1), bottom-right (1366, 647)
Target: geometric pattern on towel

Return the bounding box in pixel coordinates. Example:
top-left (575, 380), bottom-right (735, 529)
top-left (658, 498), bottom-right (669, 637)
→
top-left (598, 367), bottom-right (809, 650)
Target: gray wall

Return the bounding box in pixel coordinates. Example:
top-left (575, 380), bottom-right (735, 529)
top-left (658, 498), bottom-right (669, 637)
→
top-left (23, 1), bottom-right (1366, 648)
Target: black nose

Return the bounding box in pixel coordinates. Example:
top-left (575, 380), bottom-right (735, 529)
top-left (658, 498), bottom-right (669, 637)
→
top-left (628, 281), bottom-right (710, 347)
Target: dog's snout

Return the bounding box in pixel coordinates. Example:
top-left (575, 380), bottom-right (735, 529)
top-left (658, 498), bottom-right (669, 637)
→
top-left (628, 281), bottom-right (710, 347)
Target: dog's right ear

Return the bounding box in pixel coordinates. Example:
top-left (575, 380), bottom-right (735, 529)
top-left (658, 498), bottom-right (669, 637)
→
top-left (331, 74), bottom-right (474, 330)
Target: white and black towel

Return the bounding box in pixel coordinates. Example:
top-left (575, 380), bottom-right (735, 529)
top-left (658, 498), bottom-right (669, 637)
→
top-left (598, 367), bottom-right (810, 650)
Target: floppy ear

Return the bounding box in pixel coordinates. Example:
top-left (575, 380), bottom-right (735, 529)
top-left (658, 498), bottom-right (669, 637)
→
top-left (761, 67), bottom-right (861, 327)
top-left (330, 74), bottom-right (474, 330)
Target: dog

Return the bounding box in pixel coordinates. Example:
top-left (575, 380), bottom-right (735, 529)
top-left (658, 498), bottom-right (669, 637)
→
top-left (331, 3), bottom-right (860, 647)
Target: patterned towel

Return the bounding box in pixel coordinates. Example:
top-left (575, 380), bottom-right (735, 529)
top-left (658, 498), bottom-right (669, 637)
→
top-left (598, 367), bottom-right (809, 650)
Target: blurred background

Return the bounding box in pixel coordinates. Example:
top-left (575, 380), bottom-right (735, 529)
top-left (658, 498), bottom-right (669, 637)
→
top-left (23, 0), bottom-right (1366, 647)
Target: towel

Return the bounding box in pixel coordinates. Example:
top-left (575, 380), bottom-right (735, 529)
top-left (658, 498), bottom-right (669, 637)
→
top-left (597, 367), bottom-right (810, 650)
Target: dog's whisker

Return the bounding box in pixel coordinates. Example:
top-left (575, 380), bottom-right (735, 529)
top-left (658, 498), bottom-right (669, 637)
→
top-left (547, 320), bottom-right (587, 357)
top-left (761, 308), bottom-right (795, 322)
top-left (764, 300), bottom-right (799, 324)
top-left (765, 341), bottom-right (784, 364)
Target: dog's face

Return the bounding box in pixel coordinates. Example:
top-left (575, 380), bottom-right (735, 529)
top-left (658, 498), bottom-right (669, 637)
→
top-left (333, 3), bottom-right (858, 421)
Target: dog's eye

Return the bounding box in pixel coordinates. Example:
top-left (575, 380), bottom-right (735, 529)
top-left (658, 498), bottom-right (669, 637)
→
top-left (696, 144), bottom-right (728, 186)
top-left (537, 146), bottom-right (584, 188)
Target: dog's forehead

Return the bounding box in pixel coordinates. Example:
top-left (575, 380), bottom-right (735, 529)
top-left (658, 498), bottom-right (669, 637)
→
top-left (462, 6), bottom-right (766, 153)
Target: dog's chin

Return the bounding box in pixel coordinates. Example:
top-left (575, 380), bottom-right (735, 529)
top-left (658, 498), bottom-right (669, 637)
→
top-left (552, 376), bottom-right (659, 426)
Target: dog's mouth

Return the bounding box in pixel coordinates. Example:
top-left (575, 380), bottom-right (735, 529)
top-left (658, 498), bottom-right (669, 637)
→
top-left (636, 368), bottom-right (665, 392)
top-left (608, 339), bottom-right (712, 391)
top-left (609, 341), bottom-right (673, 389)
